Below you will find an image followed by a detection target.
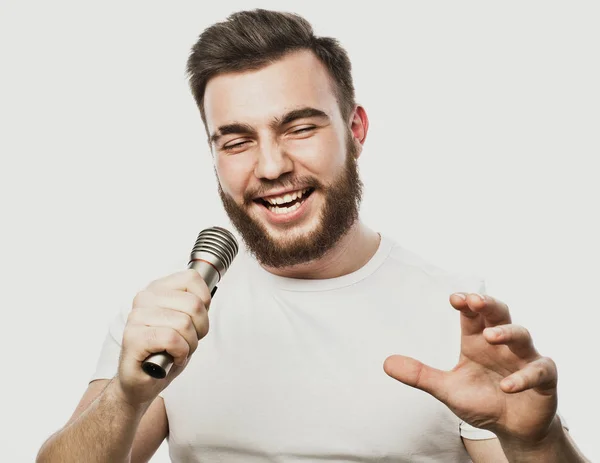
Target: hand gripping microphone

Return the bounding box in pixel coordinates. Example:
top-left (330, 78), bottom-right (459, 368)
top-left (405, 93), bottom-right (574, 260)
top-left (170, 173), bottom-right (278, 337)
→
top-left (141, 226), bottom-right (239, 379)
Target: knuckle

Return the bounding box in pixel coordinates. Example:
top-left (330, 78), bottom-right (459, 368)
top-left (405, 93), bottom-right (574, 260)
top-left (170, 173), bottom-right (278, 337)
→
top-left (187, 336), bottom-right (199, 355)
top-left (174, 337), bottom-right (190, 357)
top-left (513, 325), bottom-right (532, 344)
top-left (154, 328), bottom-right (187, 359)
top-left (542, 356), bottom-right (557, 372)
top-left (536, 364), bottom-right (546, 380)
top-left (522, 329), bottom-right (536, 349)
top-left (197, 315), bottom-right (210, 340)
top-left (188, 295), bottom-right (206, 315)
top-left (174, 312), bottom-right (194, 333)
top-left (177, 290), bottom-right (205, 316)
top-left (165, 328), bottom-right (182, 346)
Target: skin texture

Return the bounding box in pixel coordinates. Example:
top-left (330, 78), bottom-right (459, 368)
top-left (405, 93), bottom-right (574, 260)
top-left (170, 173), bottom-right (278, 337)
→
top-left (204, 49), bottom-right (381, 279)
top-left (384, 293), bottom-right (589, 462)
top-left (204, 50), bottom-right (588, 460)
top-left (37, 270), bottom-right (212, 463)
top-left (39, 49), bottom-right (589, 463)
top-left (217, 132), bottom-right (363, 268)
top-left (37, 50), bottom-right (382, 463)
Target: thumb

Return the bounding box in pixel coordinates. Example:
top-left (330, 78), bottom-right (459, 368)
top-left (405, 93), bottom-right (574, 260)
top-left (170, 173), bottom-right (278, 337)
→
top-left (383, 355), bottom-right (449, 402)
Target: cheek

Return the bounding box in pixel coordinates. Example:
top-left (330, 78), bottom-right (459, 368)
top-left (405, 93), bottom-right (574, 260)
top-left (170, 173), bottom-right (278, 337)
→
top-left (288, 135), bottom-right (345, 176)
top-left (216, 155), bottom-right (254, 197)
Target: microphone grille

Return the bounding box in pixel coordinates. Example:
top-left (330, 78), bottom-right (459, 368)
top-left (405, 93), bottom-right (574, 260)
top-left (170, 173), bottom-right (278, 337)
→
top-left (189, 226), bottom-right (239, 269)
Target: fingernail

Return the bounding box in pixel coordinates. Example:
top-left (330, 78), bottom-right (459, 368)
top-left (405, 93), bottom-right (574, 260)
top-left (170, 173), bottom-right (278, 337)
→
top-left (475, 293), bottom-right (486, 303)
top-left (453, 293), bottom-right (466, 300)
top-left (503, 378), bottom-right (515, 390)
top-left (488, 327), bottom-right (502, 337)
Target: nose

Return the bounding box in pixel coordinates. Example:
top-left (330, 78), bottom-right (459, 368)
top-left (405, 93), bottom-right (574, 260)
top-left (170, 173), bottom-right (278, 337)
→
top-left (253, 139), bottom-right (294, 180)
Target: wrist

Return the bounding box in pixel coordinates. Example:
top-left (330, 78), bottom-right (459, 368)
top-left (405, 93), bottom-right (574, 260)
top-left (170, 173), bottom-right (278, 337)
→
top-left (498, 416), bottom-right (583, 463)
top-left (105, 378), bottom-right (152, 417)
top-left (498, 414), bottom-right (560, 447)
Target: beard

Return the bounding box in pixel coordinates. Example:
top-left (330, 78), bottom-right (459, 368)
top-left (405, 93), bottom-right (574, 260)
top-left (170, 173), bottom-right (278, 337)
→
top-left (217, 132), bottom-right (363, 268)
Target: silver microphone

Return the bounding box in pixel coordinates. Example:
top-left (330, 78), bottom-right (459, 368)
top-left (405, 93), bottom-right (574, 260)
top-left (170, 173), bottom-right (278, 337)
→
top-left (141, 226), bottom-right (239, 379)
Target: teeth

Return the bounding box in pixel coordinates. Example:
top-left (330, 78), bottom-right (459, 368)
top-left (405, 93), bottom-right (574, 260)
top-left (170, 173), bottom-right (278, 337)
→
top-left (265, 188), bottom-right (308, 205)
top-left (268, 202), bottom-right (302, 214)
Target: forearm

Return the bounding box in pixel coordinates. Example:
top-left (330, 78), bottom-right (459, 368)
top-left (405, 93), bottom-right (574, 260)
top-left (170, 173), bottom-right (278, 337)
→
top-left (499, 416), bottom-right (590, 463)
top-left (37, 379), bottom-right (150, 463)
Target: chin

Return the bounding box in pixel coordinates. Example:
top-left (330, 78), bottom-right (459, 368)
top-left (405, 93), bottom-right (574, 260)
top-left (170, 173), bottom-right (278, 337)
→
top-left (269, 221), bottom-right (322, 244)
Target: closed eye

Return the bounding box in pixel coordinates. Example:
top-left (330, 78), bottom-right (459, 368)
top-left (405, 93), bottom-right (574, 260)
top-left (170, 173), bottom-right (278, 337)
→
top-left (222, 140), bottom-right (251, 152)
top-left (290, 126), bottom-right (316, 135)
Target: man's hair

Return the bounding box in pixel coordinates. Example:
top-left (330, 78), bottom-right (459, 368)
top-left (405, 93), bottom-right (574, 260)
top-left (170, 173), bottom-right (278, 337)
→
top-left (186, 9), bottom-right (356, 129)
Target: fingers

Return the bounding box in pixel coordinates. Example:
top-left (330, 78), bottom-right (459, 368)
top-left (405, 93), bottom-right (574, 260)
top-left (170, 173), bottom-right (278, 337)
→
top-left (449, 293), bottom-right (485, 336)
top-left (125, 269), bottom-right (211, 373)
top-left (133, 287), bottom-right (209, 340)
top-left (484, 324), bottom-right (538, 360)
top-left (148, 269), bottom-right (212, 310)
top-left (127, 307), bottom-right (200, 358)
top-left (500, 356), bottom-right (558, 394)
top-left (384, 355), bottom-right (450, 404)
top-left (123, 324), bottom-right (191, 367)
top-left (115, 270), bottom-right (213, 404)
top-left (450, 293), bottom-right (512, 330)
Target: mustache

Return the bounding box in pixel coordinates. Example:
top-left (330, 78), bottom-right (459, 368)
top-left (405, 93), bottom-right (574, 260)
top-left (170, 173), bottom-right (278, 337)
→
top-left (243, 174), bottom-right (324, 205)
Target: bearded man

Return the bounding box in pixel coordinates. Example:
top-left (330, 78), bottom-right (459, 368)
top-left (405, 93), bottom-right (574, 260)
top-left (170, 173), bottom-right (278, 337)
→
top-left (37, 9), bottom-right (589, 463)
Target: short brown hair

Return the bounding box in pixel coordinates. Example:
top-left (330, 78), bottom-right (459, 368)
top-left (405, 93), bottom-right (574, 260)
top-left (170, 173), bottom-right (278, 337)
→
top-left (186, 9), bottom-right (356, 129)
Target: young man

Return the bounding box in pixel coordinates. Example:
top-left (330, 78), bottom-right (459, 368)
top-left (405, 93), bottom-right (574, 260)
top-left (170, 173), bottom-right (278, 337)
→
top-left (37, 9), bottom-right (589, 463)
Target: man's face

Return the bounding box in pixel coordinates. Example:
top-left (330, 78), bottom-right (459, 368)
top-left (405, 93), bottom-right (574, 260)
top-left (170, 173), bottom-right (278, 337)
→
top-left (203, 50), bottom-right (363, 268)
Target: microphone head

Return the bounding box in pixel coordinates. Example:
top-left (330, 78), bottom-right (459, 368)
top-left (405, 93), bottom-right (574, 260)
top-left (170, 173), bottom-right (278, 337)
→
top-left (188, 226), bottom-right (239, 281)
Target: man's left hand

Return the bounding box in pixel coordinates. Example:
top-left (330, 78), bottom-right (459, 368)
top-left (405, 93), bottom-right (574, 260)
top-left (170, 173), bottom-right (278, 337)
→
top-left (384, 293), bottom-right (558, 444)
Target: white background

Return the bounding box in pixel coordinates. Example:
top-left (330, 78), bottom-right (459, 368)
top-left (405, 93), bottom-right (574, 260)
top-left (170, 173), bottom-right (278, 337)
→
top-left (1, 1), bottom-right (598, 461)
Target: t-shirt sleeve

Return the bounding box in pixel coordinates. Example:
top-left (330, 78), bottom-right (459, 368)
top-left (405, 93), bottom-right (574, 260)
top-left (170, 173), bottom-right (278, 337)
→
top-left (89, 306), bottom-right (129, 383)
top-left (460, 411), bottom-right (569, 441)
top-left (459, 420), bottom-right (497, 440)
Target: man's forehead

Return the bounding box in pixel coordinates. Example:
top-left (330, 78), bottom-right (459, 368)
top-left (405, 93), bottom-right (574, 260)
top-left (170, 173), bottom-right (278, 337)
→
top-left (203, 50), bottom-right (338, 130)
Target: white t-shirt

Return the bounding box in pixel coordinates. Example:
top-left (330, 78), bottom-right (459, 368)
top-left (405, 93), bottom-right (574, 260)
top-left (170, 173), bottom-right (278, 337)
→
top-left (92, 233), bottom-right (497, 462)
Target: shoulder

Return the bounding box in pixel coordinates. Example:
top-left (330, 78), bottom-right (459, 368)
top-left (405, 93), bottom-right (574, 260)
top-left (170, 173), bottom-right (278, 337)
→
top-left (381, 234), bottom-right (486, 293)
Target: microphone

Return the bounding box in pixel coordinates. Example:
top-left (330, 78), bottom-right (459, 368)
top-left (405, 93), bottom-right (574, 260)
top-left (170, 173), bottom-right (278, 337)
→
top-left (141, 226), bottom-right (239, 379)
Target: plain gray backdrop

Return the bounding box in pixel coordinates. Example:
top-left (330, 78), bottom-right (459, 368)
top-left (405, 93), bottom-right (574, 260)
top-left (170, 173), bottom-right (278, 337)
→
top-left (1, 1), bottom-right (598, 461)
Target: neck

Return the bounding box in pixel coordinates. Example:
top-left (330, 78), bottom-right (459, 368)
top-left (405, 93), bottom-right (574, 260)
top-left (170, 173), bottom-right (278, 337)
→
top-left (260, 221), bottom-right (381, 279)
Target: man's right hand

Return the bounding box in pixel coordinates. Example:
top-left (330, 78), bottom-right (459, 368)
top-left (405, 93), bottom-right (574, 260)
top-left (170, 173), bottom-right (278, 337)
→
top-left (114, 269), bottom-right (212, 407)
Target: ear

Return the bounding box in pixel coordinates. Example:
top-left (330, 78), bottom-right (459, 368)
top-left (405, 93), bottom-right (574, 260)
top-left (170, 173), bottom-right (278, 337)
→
top-left (349, 105), bottom-right (369, 158)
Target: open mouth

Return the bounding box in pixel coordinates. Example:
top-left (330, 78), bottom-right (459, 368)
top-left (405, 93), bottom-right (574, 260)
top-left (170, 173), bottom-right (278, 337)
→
top-left (254, 188), bottom-right (315, 215)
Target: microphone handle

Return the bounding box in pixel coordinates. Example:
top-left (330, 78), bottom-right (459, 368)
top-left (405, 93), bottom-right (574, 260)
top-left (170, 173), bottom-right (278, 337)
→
top-left (141, 260), bottom-right (220, 379)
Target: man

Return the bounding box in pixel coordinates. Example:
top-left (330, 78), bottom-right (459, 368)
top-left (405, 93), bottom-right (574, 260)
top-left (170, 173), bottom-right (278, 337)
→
top-left (37, 9), bottom-right (589, 463)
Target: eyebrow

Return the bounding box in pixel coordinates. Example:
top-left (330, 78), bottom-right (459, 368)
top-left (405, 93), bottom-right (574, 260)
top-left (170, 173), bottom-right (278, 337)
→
top-left (209, 106), bottom-right (330, 146)
top-left (271, 107), bottom-right (329, 129)
top-left (209, 123), bottom-right (257, 146)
